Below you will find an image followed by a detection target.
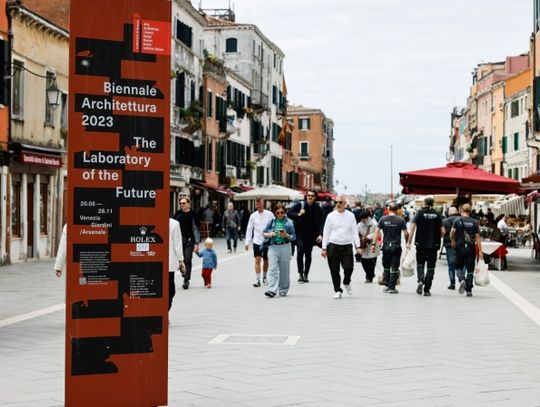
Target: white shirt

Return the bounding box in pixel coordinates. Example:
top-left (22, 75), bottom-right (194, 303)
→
top-left (169, 218), bottom-right (184, 271)
top-left (497, 218), bottom-right (509, 234)
top-left (245, 209), bottom-right (275, 246)
top-left (53, 224), bottom-right (67, 272)
top-left (322, 210), bottom-right (360, 249)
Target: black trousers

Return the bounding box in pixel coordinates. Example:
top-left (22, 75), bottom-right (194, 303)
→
top-left (182, 238), bottom-right (195, 283)
top-left (416, 247), bottom-right (438, 291)
top-left (360, 257), bottom-right (376, 281)
top-left (168, 272), bottom-right (175, 311)
top-left (296, 238), bottom-right (315, 275)
top-left (327, 243), bottom-right (354, 293)
top-left (455, 245), bottom-right (476, 292)
top-left (382, 246), bottom-right (402, 289)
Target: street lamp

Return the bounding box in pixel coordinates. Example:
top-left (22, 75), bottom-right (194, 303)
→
top-left (46, 80), bottom-right (61, 110)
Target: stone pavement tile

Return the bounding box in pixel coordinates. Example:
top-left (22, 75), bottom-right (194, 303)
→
top-left (240, 394), bottom-right (324, 407)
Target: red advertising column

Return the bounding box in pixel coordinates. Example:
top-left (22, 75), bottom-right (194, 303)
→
top-left (67, 1), bottom-right (171, 406)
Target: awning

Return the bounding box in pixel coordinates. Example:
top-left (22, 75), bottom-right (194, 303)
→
top-left (191, 180), bottom-right (234, 198)
top-left (400, 162), bottom-right (519, 195)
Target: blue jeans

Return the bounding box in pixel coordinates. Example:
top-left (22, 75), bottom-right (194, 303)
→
top-left (445, 246), bottom-right (456, 285)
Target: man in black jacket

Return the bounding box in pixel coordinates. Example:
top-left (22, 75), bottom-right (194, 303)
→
top-left (172, 197), bottom-right (201, 290)
top-left (287, 190), bottom-right (324, 283)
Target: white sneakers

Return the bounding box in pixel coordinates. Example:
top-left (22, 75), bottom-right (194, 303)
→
top-left (344, 285), bottom-right (353, 296)
top-left (333, 292), bottom-right (342, 299)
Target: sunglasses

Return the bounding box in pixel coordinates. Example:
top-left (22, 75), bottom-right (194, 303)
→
top-left (336, 201), bottom-right (344, 204)
top-left (275, 211), bottom-right (285, 215)
top-left (307, 194), bottom-right (316, 198)
top-left (180, 202), bottom-right (187, 205)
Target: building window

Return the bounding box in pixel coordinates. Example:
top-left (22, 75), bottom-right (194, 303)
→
top-left (176, 19), bottom-right (193, 48)
top-left (299, 117), bottom-right (310, 130)
top-left (175, 72), bottom-right (185, 108)
top-left (207, 91), bottom-right (213, 118)
top-left (40, 183), bottom-right (48, 235)
top-left (514, 132), bottom-right (519, 151)
top-left (300, 141), bottom-right (309, 158)
top-left (513, 167), bottom-right (519, 180)
top-left (225, 38), bottom-right (237, 53)
top-left (60, 93), bottom-right (68, 130)
top-left (502, 136), bottom-right (507, 154)
top-left (45, 72), bottom-right (55, 125)
top-left (12, 60), bottom-right (24, 119)
top-left (272, 85), bottom-right (277, 105)
top-left (511, 100), bottom-right (519, 118)
top-left (11, 183), bottom-right (21, 237)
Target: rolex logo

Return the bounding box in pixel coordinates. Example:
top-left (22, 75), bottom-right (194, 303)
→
top-left (140, 226), bottom-right (147, 236)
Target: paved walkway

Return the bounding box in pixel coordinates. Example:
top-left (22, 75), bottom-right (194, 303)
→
top-left (1, 239), bottom-right (540, 406)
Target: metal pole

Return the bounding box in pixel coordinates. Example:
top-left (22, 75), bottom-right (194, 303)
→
top-left (390, 145), bottom-right (394, 200)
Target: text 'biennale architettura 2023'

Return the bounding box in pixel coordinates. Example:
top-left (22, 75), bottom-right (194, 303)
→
top-left (67, 1), bottom-right (171, 406)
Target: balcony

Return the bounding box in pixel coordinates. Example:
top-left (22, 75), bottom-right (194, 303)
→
top-left (251, 90), bottom-right (269, 110)
top-left (277, 98), bottom-right (287, 117)
top-left (299, 154), bottom-right (310, 161)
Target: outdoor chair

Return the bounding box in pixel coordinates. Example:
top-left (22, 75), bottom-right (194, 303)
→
top-left (531, 233), bottom-right (540, 259)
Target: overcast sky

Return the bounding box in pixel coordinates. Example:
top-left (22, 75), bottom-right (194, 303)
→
top-left (198, 0), bottom-right (532, 195)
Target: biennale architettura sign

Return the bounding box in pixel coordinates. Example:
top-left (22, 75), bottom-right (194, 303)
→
top-left (67, 1), bottom-right (171, 406)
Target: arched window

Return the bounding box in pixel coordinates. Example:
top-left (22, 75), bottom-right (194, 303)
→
top-left (226, 38), bottom-right (237, 53)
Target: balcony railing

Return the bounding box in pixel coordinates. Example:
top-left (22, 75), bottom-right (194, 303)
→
top-left (251, 90), bottom-right (268, 108)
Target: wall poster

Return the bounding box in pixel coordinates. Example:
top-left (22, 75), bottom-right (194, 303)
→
top-left (67, 1), bottom-right (171, 406)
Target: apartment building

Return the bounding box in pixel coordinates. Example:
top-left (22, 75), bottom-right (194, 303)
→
top-left (4, 1), bottom-right (69, 263)
top-left (288, 105), bottom-right (333, 192)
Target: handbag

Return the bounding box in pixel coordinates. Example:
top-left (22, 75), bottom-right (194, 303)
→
top-left (474, 259), bottom-right (490, 286)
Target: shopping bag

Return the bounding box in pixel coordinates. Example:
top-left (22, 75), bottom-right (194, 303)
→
top-left (400, 247), bottom-right (416, 277)
top-left (474, 259), bottom-right (490, 287)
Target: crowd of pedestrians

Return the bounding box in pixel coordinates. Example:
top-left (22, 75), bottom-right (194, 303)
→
top-left (55, 193), bottom-right (492, 305)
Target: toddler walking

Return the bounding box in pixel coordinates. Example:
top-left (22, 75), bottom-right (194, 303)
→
top-left (195, 237), bottom-right (218, 288)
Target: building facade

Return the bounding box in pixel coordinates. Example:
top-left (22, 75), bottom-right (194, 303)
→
top-left (504, 68), bottom-right (532, 180)
top-left (4, 2), bottom-right (68, 263)
top-left (288, 105), bottom-right (333, 192)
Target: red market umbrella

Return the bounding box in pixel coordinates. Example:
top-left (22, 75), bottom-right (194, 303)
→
top-left (399, 162), bottom-right (519, 195)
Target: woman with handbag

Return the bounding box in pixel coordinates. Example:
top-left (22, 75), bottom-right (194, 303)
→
top-left (357, 211), bottom-right (379, 283)
top-left (262, 203), bottom-right (296, 298)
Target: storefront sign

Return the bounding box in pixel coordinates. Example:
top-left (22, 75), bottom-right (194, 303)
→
top-left (67, 1), bottom-right (171, 406)
top-left (19, 151), bottom-right (62, 168)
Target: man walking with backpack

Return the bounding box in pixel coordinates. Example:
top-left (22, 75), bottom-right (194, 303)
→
top-left (287, 190), bottom-right (324, 283)
top-left (406, 196), bottom-right (445, 296)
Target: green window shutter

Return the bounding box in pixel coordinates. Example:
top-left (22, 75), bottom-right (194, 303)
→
top-left (514, 133), bottom-right (519, 151)
top-left (502, 136), bottom-right (507, 154)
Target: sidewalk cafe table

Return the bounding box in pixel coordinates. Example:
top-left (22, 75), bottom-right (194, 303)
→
top-left (481, 240), bottom-right (508, 271)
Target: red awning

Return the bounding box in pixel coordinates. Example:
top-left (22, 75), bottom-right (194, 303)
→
top-left (399, 162), bottom-right (519, 195)
top-left (191, 180), bottom-right (234, 197)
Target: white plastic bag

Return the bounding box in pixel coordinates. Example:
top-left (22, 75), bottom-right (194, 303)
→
top-left (474, 259), bottom-right (490, 287)
top-left (400, 247), bottom-right (416, 277)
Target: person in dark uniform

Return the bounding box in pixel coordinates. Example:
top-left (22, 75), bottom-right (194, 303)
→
top-left (442, 207), bottom-right (460, 290)
top-left (287, 190), bottom-right (325, 283)
top-left (450, 204), bottom-right (484, 297)
top-left (172, 197), bottom-right (201, 290)
top-left (372, 203), bottom-right (409, 294)
top-left (407, 196), bottom-right (445, 296)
